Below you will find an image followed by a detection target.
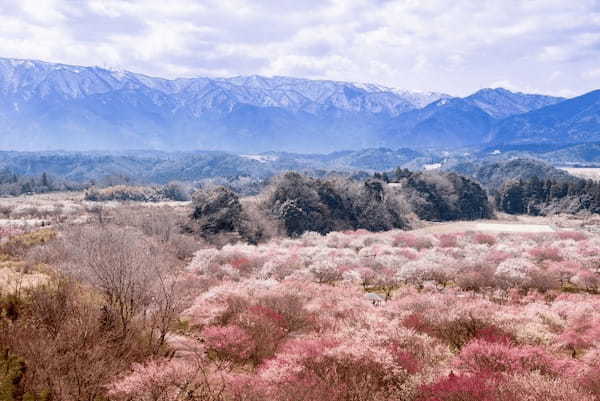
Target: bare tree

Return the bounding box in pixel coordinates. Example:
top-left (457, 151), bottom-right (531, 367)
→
top-left (60, 225), bottom-right (176, 339)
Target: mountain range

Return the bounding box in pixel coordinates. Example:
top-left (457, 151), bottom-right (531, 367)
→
top-left (0, 57), bottom-right (596, 152)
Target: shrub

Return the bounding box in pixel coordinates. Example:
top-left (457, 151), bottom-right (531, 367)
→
top-left (260, 337), bottom-right (412, 401)
top-left (58, 225), bottom-right (181, 346)
top-left (529, 246), bottom-right (563, 262)
top-left (432, 316), bottom-right (489, 350)
top-left (1, 228), bottom-right (56, 257)
top-left (393, 233), bottom-right (433, 250)
top-left (473, 326), bottom-right (515, 345)
top-left (107, 358), bottom-right (222, 401)
top-left (557, 231), bottom-right (588, 241)
top-left (235, 305), bottom-right (289, 364)
top-left (202, 325), bottom-right (255, 363)
top-left (455, 339), bottom-right (559, 376)
top-left (0, 351), bottom-right (49, 401)
top-left (473, 232), bottom-right (497, 246)
top-left (418, 372), bottom-right (503, 401)
top-left (187, 285), bottom-right (315, 365)
top-left (495, 258), bottom-right (537, 289)
top-left (438, 233), bottom-right (460, 248)
top-left (403, 313), bottom-right (435, 336)
top-left (580, 364), bottom-right (600, 397)
top-left (0, 275), bottom-right (166, 400)
top-left (570, 270), bottom-right (600, 292)
top-left (455, 265), bottom-right (497, 291)
top-left (502, 372), bottom-right (592, 401)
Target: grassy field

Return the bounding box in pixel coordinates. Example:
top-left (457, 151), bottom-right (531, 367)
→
top-left (413, 212), bottom-right (600, 234)
top-left (414, 220), bottom-right (555, 233)
top-left (560, 167), bottom-right (600, 180)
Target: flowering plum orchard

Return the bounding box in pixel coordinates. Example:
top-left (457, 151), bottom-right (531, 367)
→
top-left (110, 228), bottom-right (600, 400)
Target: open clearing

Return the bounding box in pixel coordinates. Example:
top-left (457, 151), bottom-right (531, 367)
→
top-left (414, 220), bottom-right (556, 233)
top-left (560, 167), bottom-right (600, 180)
top-left (473, 222), bottom-right (554, 232)
top-left (0, 267), bottom-right (48, 292)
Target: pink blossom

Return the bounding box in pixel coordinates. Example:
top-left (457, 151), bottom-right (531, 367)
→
top-left (571, 270), bottom-right (600, 291)
top-left (455, 339), bottom-right (560, 376)
top-left (437, 233), bottom-right (461, 248)
top-left (202, 325), bottom-right (256, 362)
top-left (393, 233), bottom-right (433, 250)
top-left (418, 371), bottom-right (503, 401)
top-left (107, 359), bottom-right (199, 401)
top-left (529, 246), bottom-right (563, 262)
top-left (473, 232), bottom-right (497, 246)
top-left (557, 231), bottom-right (588, 241)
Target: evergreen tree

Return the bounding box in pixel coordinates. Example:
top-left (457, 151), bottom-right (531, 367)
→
top-left (500, 181), bottom-right (525, 214)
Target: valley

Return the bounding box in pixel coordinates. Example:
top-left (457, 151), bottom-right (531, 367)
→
top-left (3, 1), bottom-right (600, 400)
top-left (1, 188), bottom-right (600, 399)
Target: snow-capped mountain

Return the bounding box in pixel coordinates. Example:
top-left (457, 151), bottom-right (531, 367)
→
top-left (464, 88), bottom-right (564, 119)
top-left (0, 57), bottom-right (582, 152)
top-left (0, 58), bottom-right (446, 115)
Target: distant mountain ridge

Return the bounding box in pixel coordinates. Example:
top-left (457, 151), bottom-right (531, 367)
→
top-left (464, 88), bottom-right (563, 119)
top-left (492, 90), bottom-right (600, 145)
top-left (0, 57), bottom-right (594, 153)
top-left (383, 97), bottom-right (496, 147)
top-left (0, 147), bottom-right (429, 183)
top-left (0, 58), bottom-right (446, 115)
top-left (0, 57), bottom-right (454, 152)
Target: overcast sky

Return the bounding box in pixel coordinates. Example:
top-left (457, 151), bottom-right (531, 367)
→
top-left (1, 0), bottom-right (599, 97)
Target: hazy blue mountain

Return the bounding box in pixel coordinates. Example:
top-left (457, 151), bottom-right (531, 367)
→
top-left (491, 90), bottom-right (600, 145)
top-left (0, 58), bottom-right (450, 152)
top-left (327, 147), bottom-right (423, 170)
top-left (381, 89), bottom-right (565, 148)
top-left (383, 98), bottom-right (495, 147)
top-left (474, 142), bottom-right (600, 166)
top-left (541, 143), bottom-right (600, 164)
top-left (0, 57), bottom-right (582, 152)
top-left (464, 88), bottom-right (564, 119)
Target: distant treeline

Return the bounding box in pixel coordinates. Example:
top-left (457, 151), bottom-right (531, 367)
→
top-left (496, 176), bottom-right (600, 215)
top-left (187, 170), bottom-right (493, 243)
top-left (0, 169), bottom-right (87, 196)
top-left (85, 182), bottom-right (191, 202)
top-left (446, 158), bottom-right (578, 190)
top-left (0, 167), bottom-right (198, 201)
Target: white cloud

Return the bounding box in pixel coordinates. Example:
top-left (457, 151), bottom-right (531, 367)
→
top-left (583, 68), bottom-right (600, 79)
top-left (0, 0), bottom-right (599, 96)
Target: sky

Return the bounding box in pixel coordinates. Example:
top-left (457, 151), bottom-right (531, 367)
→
top-left (1, 0), bottom-right (600, 97)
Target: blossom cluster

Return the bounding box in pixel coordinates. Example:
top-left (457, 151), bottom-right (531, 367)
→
top-left (0, 226), bottom-right (24, 239)
top-left (185, 229), bottom-right (600, 293)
